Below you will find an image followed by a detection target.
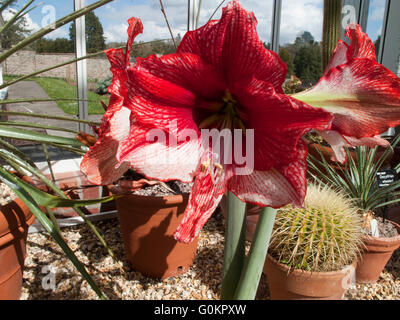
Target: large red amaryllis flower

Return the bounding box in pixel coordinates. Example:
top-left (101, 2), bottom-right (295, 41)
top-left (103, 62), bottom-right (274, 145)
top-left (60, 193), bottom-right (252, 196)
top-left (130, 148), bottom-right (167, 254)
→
top-left (293, 23), bottom-right (400, 162)
top-left (81, 0), bottom-right (400, 243)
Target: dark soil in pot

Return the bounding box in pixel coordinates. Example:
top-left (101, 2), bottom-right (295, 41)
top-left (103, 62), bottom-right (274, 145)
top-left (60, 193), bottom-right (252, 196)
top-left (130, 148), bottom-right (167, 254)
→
top-left (111, 170), bottom-right (198, 280)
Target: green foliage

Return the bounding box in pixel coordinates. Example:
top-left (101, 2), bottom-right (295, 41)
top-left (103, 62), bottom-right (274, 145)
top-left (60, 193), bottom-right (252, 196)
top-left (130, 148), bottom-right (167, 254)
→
top-left (69, 11), bottom-right (105, 53)
top-left (32, 77), bottom-right (108, 114)
top-left (0, 1), bottom-right (31, 49)
top-left (0, 0), bottom-right (115, 298)
top-left (269, 183), bottom-right (364, 272)
top-left (294, 41), bottom-right (322, 86)
top-left (279, 47), bottom-right (294, 77)
top-left (133, 37), bottom-right (180, 58)
top-left (307, 134), bottom-right (400, 213)
top-left (95, 76), bottom-right (112, 95)
top-left (35, 37), bottom-right (74, 53)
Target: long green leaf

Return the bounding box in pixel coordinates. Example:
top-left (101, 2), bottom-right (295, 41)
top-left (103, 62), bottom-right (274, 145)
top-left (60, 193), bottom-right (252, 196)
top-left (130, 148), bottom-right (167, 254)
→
top-left (0, 120), bottom-right (80, 134)
top-left (0, 167), bottom-right (107, 299)
top-left (0, 39), bottom-right (170, 90)
top-left (0, 151), bottom-right (120, 265)
top-left (0, 110), bottom-right (100, 125)
top-left (0, 0), bottom-right (114, 63)
top-left (0, 125), bottom-right (84, 146)
top-left (0, 0), bottom-right (34, 35)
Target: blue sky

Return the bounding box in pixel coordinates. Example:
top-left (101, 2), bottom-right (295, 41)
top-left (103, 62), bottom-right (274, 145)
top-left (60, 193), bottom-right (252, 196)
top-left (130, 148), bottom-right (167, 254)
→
top-left (10, 0), bottom-right (386, 45)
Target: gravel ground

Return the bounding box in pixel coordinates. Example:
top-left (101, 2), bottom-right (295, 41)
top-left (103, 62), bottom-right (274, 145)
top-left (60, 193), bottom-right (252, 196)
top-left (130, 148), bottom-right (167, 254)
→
top-left (21, 208), bottom-right (399, 300)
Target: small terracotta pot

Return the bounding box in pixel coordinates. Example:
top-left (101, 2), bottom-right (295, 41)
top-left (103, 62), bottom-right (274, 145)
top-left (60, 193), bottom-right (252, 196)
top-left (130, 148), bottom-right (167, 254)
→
top-left (0, 198), bottom-right (35, 300)
top-left (263, 254), bottom-right (357, 300)
top-left (112, 186), bottom-right (199, 279)
top-left (355, 221), bottom-right (400, 284)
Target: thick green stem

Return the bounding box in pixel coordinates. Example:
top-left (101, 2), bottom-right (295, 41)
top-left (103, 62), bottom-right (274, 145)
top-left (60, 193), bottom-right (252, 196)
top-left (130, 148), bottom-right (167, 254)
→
top-left (234, 207), bottom-right (277, 300)
top-left (221, 192), bottom-right (247, 300)
top-left (322, 0), bottom-right (342, 71)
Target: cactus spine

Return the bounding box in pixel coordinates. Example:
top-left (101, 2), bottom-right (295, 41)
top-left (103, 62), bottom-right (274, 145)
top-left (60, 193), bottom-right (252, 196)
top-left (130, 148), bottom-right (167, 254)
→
top-left (269, 184), bottom-right (364, 272)
top-left (322, 0), bottom-right (342, 71)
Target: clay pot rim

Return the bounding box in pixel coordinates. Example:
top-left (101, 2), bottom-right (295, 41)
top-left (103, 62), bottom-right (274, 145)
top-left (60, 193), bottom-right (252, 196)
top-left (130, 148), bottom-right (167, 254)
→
top-left (361, 220), bottom-right (400, 245)
top-left (0, 197), bottom-right (35, 244)
top-left (266, 254), bottom-right (357, 277)
top-left (110, 185), bottom-right (189, 205)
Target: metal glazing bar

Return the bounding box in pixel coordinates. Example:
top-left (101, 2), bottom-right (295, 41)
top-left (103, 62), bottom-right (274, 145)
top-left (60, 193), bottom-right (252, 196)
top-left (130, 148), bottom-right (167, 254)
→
top-left (378, 0), bottom-right (398, 137)
top-left (188, 0), bottom-right (197, 31)
top-left (270, 0), bottom-right (282, 53)
top-left (358, 0), bottom-right (370, 31)
top-left (74, 0), bottom-right (89, 133)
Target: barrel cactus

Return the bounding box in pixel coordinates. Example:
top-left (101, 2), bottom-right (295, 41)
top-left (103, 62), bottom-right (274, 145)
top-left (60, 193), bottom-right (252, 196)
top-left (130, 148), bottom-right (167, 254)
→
top-left (269, 183), bottom-right (364, 272)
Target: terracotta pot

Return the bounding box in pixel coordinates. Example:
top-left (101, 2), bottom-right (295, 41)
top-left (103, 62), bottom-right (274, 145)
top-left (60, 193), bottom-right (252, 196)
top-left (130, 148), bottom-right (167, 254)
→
top-left (0, 197), bottom-right (35, 300)
top-left (355, 221), bottom-right (400, 284)
top-left (263, 254), bottom-right (357, 300)
top-left (112, 186), bottom-right (199, 279)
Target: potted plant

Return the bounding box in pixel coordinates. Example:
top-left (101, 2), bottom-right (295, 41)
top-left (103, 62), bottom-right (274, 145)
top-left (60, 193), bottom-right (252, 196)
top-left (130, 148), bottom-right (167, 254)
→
top-left (263, 183), bottom-right (364, 300)
top-left (109, 170), bottom-right (199, 279)
top-left (0, 0), bottom-right (126, 299)
top-left (0, 179), bottom-right (35, 300)
top-left (307, 135), bottom-right (400, 284)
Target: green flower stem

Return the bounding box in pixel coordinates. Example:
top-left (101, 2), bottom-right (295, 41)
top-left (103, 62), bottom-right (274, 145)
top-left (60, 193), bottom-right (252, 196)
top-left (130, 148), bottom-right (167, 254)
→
top-left (221, 192), bottom-right (247, 300)
top-left (234, 207), bottom-right (277, 300)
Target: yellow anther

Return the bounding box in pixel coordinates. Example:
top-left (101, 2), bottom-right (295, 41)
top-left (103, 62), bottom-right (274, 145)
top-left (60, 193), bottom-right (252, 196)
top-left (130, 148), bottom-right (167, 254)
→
top-left (202, 159), bottom-right (211, 173)
top-left (222, 90), bottom-right (236, 104)
top-left (214, 163), bottom-right (223, 177)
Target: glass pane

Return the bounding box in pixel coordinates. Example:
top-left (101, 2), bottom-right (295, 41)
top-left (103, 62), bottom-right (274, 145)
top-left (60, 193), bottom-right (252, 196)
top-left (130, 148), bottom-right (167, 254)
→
top-left (366, 0), bottom-right (387, 56)
top-left (89, 0), bottom-right (187, 55)
top-left (197, 0), bottom-right (274, 44)
top-left (280, 0), bottom-right (324, 87)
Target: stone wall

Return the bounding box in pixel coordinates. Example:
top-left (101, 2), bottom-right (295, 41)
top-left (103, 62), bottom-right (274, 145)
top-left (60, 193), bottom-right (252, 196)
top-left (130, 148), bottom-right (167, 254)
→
top-left (2, 50), bottom-right (111, 81)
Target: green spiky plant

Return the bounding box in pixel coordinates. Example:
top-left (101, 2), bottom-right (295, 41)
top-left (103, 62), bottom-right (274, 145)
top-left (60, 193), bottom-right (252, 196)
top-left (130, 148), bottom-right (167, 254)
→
top-left (269, 183), bottom-right (364, 272)
top-left (307, 133), bottom-right (400, 217)
top-left (0, 0), bottom-right (120, 300)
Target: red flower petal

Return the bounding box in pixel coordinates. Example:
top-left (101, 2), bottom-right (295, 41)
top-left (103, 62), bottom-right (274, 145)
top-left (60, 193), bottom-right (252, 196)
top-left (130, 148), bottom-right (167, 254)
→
top-left (227, 140), bottom-right (308, 208)
top-left (174, 165), bottom-right (229, 243)
top-left (295, 58), bottom-right (400, 139)
top-left (116, 121), bottom-right (203, 183)
top-left (80, 107), bottom-right (132, 185)
top-left (318, 130), bottom-right (390, 163)
top-left (323, 24), bottom-right (376, 75)
top-left (178, 0), bottom-right (287, 93)
top-left (136, 53), bottom-right (226, 99)
top-left (232, 79), bottom-right (333, 171)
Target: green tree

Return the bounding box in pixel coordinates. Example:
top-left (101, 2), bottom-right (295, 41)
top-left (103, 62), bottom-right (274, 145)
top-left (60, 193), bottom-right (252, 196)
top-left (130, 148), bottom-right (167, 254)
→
top-left (294, 41), bottom-right (322, 86)
top-left (279, 47), bottom-right (294, 77)
top-left (36, 38), bottom-right (74, 53)
top-left (69, 11), bottom-right (105, 53)
top-left (0, 1), bottom-right (32, 49)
